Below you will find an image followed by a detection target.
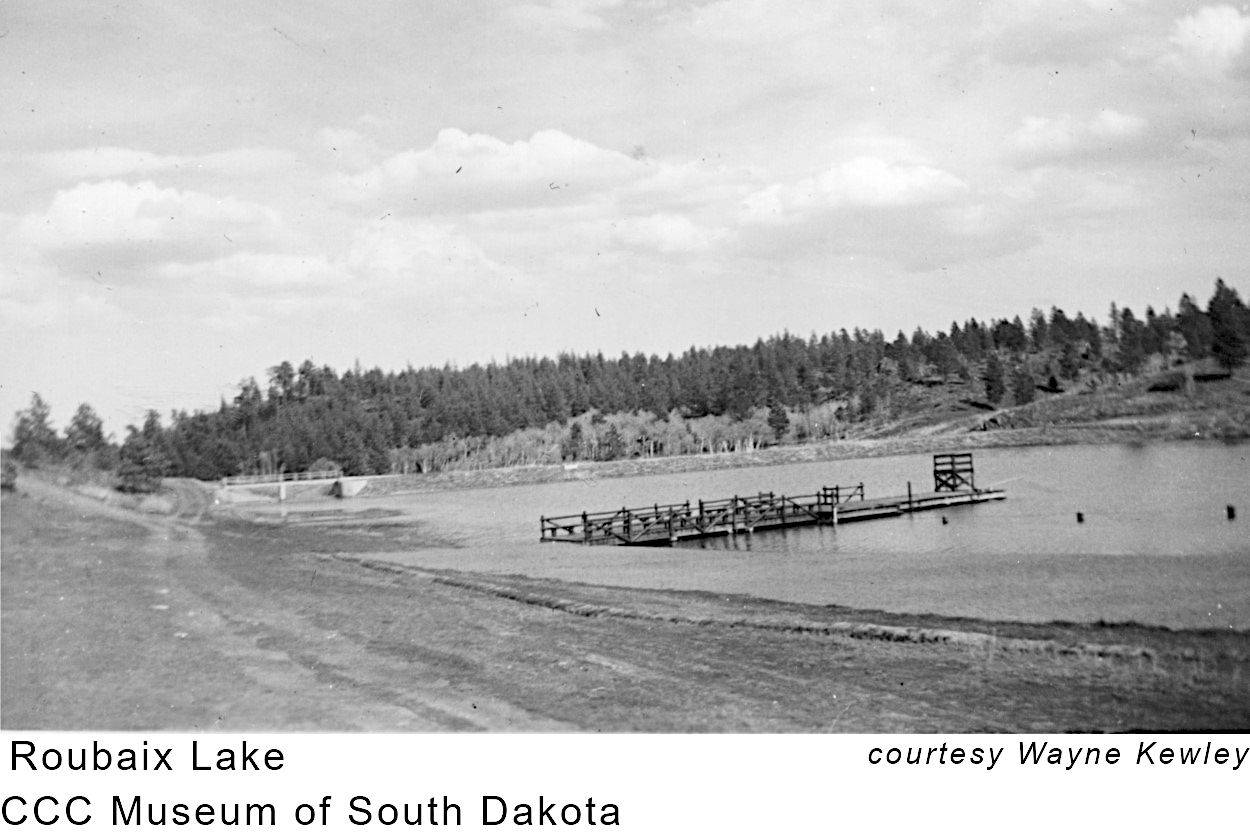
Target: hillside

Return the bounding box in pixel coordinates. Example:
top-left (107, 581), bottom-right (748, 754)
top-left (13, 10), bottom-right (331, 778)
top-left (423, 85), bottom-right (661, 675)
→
top-left (6, 280), bottom-right (1248, 485)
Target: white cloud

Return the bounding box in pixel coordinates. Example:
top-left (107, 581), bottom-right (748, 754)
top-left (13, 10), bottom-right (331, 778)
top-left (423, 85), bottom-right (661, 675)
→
top-left (1089, 109), bottom-right (1148, 140)
top-left (337, 128), bottom-right (645, 211)
top-left (972, 0), bottom-right (1155, 66)
top-left (159, 252), bottom-right (347, 293)
top-left (742, 156), bottom-right (967, 224)
top-left (313, 128), bottom-right (379, 171)
top-left (35, 147), bottom-right (188, 180)
top-left (18, 180), bottom-right (279, 249)
top-left (1169, 5), bottom-right (1250, 75)
top-left (1012, 115), bottom-right (1080, 157)
top-left (344, 218), bottom-right (524, 299)
top-left (610, 213), bottom-right (726, 253)
top-left (509, 0), bottom-right (624, 32)
top-left (31, 146), bottom-right (298, 182)
top-left (685, 0), bottom-right (816, 42)
top-left (13, 180), bottom-right (286, 276)
top-left (1012, 110), bottom-right (1147, 160)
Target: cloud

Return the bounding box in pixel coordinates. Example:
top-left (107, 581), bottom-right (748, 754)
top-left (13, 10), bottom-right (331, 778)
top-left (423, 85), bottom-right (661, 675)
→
top-left (31, 146), bottom-right (298, 182)
top-left (685, 0), bottom-right (818, 42)
top-left (1168, 5), bottom-right (1250, 75)
top-left (158, 252), bottom-right (348, 295)
top-left (1011, 110), bottom-right (1147, 161)
top-left (1089, 109), bottom-right (1148, 140)
top-left (609, 212), bottom-right (726, 253)
top-left (313, 128), bottom-right (381, 172)
top-left (343, 218), bottom-right (524, 302)
top-left (34, 147), bottom-right (188, 180)
top-left (972, 0), bottom-right (1156, 67)
top-left (509, 0), bottom-right (624, 32)
top-left (336, 128), bottom-right (646, 212)
top-left (149, 218), bottom-right (525, 305)
top-left (14, 180), bottom-right (285, 276)
top-left (742, 156), bottom-right (967, 224)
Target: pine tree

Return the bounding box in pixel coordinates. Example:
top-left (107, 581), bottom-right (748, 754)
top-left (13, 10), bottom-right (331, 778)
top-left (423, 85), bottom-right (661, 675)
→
top-left (599, 424), bottom-right (625, 461)
top-left (1177, 293), bottom-right (1213, 360)
top-left (65, 403), bottom-right (107, 453)
top-left (1011, 366), bottom-right (1035, 405)
top-left (1116, 307), bottom-right (1146, 373)
top-left (983, 353), bottom-right (1006, 405)
top-left (116, 425), bottom-right (169, 493)
top-left (1208, 279), bottom-right (1248, 370)
top-left (10, 392), bottom-right (63, 465)
top-left (766, 401), bottom-right (790, 442)
top-left (1058, 342), bottom-right (1081, 380)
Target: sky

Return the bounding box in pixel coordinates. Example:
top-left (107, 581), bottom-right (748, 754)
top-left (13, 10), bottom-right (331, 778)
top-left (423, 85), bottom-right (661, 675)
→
top-left (2, 0), bottom-right (1249, 436)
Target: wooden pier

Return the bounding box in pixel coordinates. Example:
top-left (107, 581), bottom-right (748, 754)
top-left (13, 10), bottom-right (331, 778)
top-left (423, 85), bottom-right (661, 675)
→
top-left (539, 452), bottom-right (1005, 546)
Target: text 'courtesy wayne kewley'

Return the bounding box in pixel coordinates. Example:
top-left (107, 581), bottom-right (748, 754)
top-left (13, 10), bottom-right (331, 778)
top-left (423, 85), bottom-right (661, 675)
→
top-left (867, 740), bottom-right (1249, 771)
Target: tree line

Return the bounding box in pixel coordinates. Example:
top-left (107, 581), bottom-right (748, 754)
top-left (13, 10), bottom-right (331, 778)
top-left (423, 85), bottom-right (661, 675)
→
top-left (6, 279), bottom-right (1248, 488)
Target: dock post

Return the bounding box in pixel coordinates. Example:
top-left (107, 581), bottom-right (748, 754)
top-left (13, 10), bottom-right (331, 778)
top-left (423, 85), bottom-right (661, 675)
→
top-left (732, 495), bottom-right (739, 534)
top-left (833, 505), bottom-right (838, 526)
top-left (624, 508), bottom-right (632, 541)
top-left (540, 516), bottom-right (546, 542)
top-left (698, 500), bottom-right (705, 531)
top-left (907, 481), bottom-right (912, 512)
top-left (582, 511), bottom-right (590, 543)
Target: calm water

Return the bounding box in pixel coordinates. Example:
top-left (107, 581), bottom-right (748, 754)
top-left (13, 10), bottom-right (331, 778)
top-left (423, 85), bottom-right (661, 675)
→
top-left (332, 442), bottom-right (1250, 629)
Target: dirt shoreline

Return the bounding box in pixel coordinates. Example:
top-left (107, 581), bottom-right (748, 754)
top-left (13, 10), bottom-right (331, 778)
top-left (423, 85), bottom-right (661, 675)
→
top-left (4, 475), bottom-right (1248, 731)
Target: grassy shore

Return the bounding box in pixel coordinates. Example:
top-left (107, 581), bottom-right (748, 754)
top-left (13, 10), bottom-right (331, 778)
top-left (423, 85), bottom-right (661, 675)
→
top-left (4, 474), bottom-right (1248, 731)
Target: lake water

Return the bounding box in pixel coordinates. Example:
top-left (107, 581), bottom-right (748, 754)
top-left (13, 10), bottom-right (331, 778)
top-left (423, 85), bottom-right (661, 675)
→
top-left (315, 442), bottom-right (1250, 630)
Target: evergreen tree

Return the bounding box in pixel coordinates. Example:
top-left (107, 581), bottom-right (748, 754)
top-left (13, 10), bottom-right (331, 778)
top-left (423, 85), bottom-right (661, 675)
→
top-left (1177, 293), bottom-right (1213, 360)
top-left (1011, 366), bottom-right (1035, 405)
top-left (10, 392), bottom-right (63, 465)
top-left (766, 401), bottom-right (790, 442)
top-left (1028, 308), bottom-right (1049, 350)
top-left (599, 424), bottom-right (625, 461)
top-left (983, 353), bottom-right (1006, 405)
top-left (1208, 279), bottom-right (1248, 370)
top-left (1058, 342), bottom-right (1081, 380)
top-left (561, 422), bottom-right (583, 461)
top-left (116, 425), bottom-right (169, 493)
top-left (1116, 307), bottom-right (1146, 373)
top-left (65, 403), bottom-right (107, 453)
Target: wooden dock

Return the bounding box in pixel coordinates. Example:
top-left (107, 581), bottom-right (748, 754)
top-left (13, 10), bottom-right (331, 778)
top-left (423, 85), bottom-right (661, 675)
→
top-left (539, 452), bottom-right (1005, 546)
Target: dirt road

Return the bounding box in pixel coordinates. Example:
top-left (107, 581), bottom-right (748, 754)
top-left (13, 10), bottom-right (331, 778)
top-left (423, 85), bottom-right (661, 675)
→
top-left (3, 478), bottom-right (1248, 731)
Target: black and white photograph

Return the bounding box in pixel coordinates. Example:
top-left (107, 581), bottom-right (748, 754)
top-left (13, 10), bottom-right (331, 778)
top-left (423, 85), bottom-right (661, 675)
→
top-left (2, 0), bottom-right (1249, 736)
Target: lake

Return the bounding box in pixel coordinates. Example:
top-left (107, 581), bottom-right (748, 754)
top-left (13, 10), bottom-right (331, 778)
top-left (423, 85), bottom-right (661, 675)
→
top-left (325, 442), bottom-right (1250, 630)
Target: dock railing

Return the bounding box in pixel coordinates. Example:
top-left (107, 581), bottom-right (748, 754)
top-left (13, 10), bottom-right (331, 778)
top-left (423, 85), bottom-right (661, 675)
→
top-left (541, 453), bottom-right (1004, 547)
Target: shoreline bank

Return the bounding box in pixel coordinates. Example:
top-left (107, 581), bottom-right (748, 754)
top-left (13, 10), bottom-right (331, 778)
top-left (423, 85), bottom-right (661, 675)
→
top-left (347, 421), bottom-right (1242, 497)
